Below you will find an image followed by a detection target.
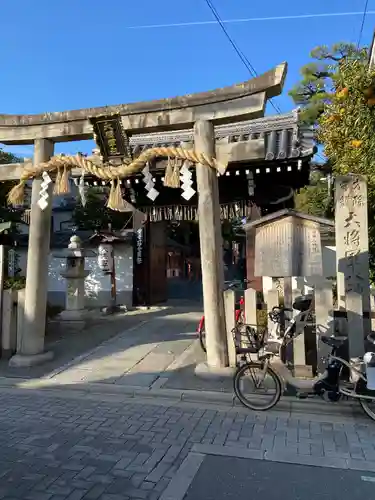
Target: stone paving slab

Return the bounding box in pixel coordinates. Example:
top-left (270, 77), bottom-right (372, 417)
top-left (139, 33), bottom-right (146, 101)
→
top-left (161, 341), bottom-right (233, 392)
top-left (0, 305), bottom-right (194, 380)
top-left (1, 386), bottom-right (375, 500)
top-left (0, 304), bottom-right (250, 397)
top-left (44, 310), bottom-right (201, 388)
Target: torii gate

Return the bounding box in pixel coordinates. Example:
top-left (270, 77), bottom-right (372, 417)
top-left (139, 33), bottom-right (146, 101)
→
top-left (0, 63), bottom-right (287, 369)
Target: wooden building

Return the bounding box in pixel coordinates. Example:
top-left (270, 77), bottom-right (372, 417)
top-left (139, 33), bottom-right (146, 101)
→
top-left (118, 109), bottom-right (316, 302)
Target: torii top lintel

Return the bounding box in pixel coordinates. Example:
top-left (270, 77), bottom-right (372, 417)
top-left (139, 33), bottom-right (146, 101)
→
top-left (0, 63), bottom-right (286, 145)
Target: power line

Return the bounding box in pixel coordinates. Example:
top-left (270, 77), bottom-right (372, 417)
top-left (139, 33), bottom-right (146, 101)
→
top-left (358, 0), bottom-right (370, 47)
top-left (203, 0), bottom-right (282, 114)
top-left (203, 0), bottom-right (325, 162)
top-left (125, 11), bottom-right (375, 30)
top-left (204, 0), bottom-right (257, 77)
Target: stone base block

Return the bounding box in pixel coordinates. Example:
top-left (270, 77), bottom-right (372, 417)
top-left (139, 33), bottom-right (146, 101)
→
top-left (9, 350), bottom-right (54, 368)
top-left (194, 362), bottom-right (236, 380)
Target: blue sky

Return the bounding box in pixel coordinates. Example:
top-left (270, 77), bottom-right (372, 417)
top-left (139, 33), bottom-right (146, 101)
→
top-left (1, 0), bottom-right (374, 158)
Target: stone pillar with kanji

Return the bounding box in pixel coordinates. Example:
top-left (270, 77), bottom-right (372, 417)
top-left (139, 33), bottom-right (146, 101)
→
top-left (335, 174), bottom-right (370, 359)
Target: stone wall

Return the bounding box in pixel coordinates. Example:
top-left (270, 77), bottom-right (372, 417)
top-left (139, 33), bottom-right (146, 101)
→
top-left (16, 243), bottom-right (134, 308)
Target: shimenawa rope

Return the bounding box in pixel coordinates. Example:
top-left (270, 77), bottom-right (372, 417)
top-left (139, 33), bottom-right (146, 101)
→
top-left (7, 146), bottom-right (226, 210)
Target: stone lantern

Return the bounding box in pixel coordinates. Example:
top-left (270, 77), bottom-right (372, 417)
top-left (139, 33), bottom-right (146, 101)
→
top-left (54, 235), bottom-right (96, 323)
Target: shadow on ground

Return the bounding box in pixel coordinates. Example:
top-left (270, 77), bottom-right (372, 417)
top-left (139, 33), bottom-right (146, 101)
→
top-left (0, 301), bottom-right (203, 380)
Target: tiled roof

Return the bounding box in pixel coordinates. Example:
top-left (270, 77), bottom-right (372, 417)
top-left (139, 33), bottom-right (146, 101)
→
top-left (127, 109), bottom-right (315, 162)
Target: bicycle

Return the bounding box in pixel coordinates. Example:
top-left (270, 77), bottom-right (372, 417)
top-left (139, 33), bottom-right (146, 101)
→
top-left (197, 279), bottom-right (247, 353)
top-left (232, 294), bottom-right (375, 421)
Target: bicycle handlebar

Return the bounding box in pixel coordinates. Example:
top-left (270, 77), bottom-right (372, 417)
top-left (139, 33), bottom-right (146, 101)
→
top-left (268, 311), bottom-right (279, 323)
top-left (268, 306), bottom-right (293, 323)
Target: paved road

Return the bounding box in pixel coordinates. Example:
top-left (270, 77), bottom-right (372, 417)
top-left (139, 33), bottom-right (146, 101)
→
top-left (0, 387), bottom-right (375, 499)
top-left (184, 455), bottom-right (375, 500)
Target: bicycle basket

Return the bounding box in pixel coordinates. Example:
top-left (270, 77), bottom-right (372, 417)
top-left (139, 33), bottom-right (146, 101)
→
top-left (292, 294), bottom-right (313, 312)
top-left (232, 323), bottom-right (268, 354)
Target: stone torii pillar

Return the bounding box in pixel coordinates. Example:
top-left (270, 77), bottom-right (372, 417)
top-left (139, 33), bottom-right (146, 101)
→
top-left (10, 139), bottom-right (55, 367)
top-left (194, 120), bottom-right (228, 368)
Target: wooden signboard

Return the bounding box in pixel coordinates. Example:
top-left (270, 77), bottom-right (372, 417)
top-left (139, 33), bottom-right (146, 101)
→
top-left (246, 211), bottom-right (328, 278)
top-left (132, 219), bottom-right (167, 306)
top-left (132, 214), bottom-right (149, 307)
top-left (90, 115), bottom-right (131, 162)
top-left (148, 222), bottom-right (167, 305)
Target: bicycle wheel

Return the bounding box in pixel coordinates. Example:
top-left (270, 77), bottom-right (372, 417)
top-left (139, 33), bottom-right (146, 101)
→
top-left (234, 362), bottom-right (282, 411)
top-left (199, 321), bottom-right (206, 353)
top-left (359, 398), bottom-right (375, 421)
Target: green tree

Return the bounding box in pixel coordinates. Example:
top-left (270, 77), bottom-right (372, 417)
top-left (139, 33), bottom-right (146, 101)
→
top-left (294, 171), bottom-right (331, 217)
top-left (72, 187), bottom-right (132, 231)
top-left (288, 43), bottom-right (366, 220)
top-left (0, 148), bottom-right (24, 282)
top-left (0, 149), bottom-right (19, 165)
top-left (289, 43), bottom-right (367, 127)
top-left (291, 42), bottom-right (375, 279)
top-left (316, 48), bottom-right (375, 279)
top-left (0, 148), bottom-right (23, 225)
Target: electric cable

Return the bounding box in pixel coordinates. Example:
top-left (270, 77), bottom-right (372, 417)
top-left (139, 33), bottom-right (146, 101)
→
top-left (203, 0), bottom-right (282, 114)
top-left (358, 0), bottom-right (370, 47)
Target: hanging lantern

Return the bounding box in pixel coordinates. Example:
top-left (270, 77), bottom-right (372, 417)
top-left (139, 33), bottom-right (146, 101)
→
top-left (98, 244), bottom-right (114, 273)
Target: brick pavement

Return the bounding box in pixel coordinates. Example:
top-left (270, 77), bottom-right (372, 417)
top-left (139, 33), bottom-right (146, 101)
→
top-left (1, 389), bottom-right (375, 499)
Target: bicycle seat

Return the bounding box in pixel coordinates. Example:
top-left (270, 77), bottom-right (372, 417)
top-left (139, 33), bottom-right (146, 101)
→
top-left (321, 336), bottom-right (346, 349)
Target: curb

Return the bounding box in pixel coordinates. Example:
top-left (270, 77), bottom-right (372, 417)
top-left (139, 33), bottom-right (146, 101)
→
top-left (0, 376), bottom-right (366, 421)
top-left (191, 444), bottom-right (375, 472)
